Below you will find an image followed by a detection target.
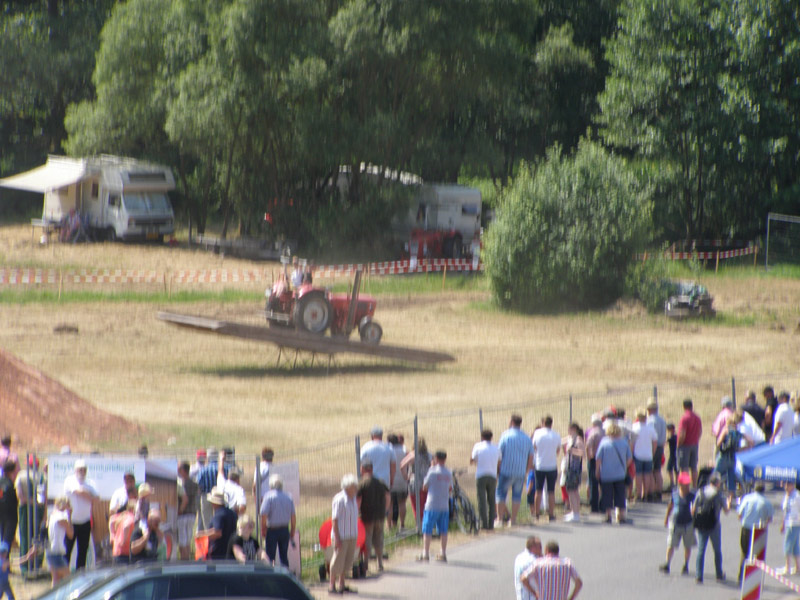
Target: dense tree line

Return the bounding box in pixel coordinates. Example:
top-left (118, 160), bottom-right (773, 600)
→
top-left (1, 0), bottom-right (797, 251)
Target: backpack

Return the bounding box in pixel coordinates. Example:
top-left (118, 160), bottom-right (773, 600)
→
top-left (719, 430), bottom-right (740, 456)
top-left (692, 489), bottom-right (717, 530)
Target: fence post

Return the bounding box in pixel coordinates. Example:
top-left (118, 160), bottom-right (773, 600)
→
top-left (355, 435), bottom-right (361, 476)
top-left (731, 377), bottom-right (736, 408)
top-left (413, 415), bottom-right (421, 535)
top-left (569, 394), bottom-right (573, 423)
top-left (479, 408), bottom-right (483, 433)
top-left (653, 385), bottom-right (658, 404)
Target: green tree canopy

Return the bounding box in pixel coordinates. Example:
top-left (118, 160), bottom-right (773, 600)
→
top-left (484, 139), bottom-right (652, 312)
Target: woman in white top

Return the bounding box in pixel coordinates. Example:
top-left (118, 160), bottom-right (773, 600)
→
top-left (47, 497), bottom-right (74, 586)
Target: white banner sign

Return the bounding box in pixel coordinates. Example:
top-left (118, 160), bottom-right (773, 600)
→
top-left (48, 455), bottom-right (145, 500)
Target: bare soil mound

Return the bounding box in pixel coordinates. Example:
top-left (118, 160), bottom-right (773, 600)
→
top-left (0, 348), bottom-right (140, 451)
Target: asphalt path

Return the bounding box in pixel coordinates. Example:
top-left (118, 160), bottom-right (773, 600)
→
top-left (313, 490), bottom-right (798, 600)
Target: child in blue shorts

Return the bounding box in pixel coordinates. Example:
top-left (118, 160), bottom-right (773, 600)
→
top-left (418, 450), bottom-right (453, 562)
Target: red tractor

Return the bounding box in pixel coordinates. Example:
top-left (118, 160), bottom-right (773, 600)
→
top-left (264, 270), bottom-right (383, 344)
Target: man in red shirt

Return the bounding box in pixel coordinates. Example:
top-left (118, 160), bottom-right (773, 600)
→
top-left (677, 399), bottom-right (703, 487)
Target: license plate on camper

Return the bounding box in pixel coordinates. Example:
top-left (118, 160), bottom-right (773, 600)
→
top-left (146, 229), bottom-right (159, 240)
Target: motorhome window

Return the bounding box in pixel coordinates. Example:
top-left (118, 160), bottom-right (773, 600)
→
top-left (145, 194), bottom-right (171, 212)
top-left (122, 194), bottom-right (147, 212)
top-left (91, 182), bottom-right (99, 198)
top-left (109, 195), bottom-right (120, 208)
top-left (128, 172), bottom-right (166, 182)
top-left (461, 203), bottom-right (480, 216)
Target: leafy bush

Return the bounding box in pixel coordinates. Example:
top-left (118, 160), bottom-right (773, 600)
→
top-left (484, 139), bottom-right (652, 312)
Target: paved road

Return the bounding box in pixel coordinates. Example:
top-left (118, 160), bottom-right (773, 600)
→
top-left (311, 490), bottom-right (797, 600)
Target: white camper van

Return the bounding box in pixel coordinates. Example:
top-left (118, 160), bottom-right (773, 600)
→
top-left (408, 184), bottom-right (482, 241)
top-left (0, 154), bottom-right (175, 242)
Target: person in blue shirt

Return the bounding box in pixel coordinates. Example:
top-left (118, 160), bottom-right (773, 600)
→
top-left (595, 423), bottom-right (633, 524)
top-left (736, 482), bottom-right (774, 583)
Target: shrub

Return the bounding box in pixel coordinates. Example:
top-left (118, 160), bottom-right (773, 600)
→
top-left (484, 139), bottom-right (652, 312)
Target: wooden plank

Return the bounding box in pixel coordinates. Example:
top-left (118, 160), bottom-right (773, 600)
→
top-left (157, 312), bottom-right (455, 365)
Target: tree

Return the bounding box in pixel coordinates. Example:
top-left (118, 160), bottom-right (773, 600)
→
top-left (483, 139), bottom-right (651, 312)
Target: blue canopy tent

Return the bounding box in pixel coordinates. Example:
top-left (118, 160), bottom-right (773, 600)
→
top-left (736, 437), bottom-right (800, 483)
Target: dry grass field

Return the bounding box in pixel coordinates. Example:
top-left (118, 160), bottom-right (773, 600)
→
top-left (2, 223), bottom-right (799, 458)
top-left (3, 223), bottom-right (800, 594)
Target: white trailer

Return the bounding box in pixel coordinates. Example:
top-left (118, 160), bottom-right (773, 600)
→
top-left (405, 184), bottom-right (482, 241)
top-left (0, 154), bottom-right (176, 242)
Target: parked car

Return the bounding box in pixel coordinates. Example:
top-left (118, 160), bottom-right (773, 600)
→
top-left (34, 562), bottom-right (314, 600)
top-left (664, 280), bottom-right (716, 319)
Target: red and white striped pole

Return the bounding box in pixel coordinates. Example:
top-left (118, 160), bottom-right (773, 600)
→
top-left (740, 526), bottom-right (767, 600)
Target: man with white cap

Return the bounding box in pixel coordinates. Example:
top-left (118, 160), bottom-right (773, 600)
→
top-left (197, 488), bottom-right (237, 560)
top-left (63, 459), bottom-right (98, 569)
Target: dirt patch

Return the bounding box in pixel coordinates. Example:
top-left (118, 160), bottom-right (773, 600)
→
top-left (0, 347), bottom-right (141, 451)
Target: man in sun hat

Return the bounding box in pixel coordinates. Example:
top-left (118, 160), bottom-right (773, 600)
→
top-left (197, 488), bottom-right (237, 559)
top-left (63, 458), bottom-right (97, 569)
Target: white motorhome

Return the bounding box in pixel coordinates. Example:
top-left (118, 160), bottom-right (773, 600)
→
top-left (405, 184), bottom-right (482, 241)
top-left (0, 154), bottom-right (175, 241)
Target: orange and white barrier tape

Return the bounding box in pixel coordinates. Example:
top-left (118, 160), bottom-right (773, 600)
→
top-left (0, 260), bottom-right (483, 286)
top-left (743, 560), bottom-right (800, 599)
top-left (740, 527), bottom-right (767, 600)
top-left (637, 246), bottom-right (757, 261)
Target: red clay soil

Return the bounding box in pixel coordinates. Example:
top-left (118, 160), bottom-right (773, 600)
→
top-left (0, 348), bottom-right (141, 452)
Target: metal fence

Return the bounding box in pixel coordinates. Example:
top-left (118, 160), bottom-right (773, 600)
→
top-left (19, 371), bottom-right (800, 575)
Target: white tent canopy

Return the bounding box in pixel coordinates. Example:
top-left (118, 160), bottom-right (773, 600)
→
top-left (0, 157), bottom-right (86, 193)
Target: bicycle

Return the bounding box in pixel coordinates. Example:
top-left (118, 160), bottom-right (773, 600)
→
top-left (451, 469), bottom-right (479, 535)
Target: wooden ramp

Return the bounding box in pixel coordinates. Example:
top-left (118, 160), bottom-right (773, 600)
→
top-left (157, 312), bottom-right (456, 366)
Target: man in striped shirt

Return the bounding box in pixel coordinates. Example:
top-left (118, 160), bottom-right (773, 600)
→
top-left (497, 414), bottom-right (534, 526)
top-left (521, 540), bottom-right (582, 600)
top-left (329, 474), bottom-right (359, 595)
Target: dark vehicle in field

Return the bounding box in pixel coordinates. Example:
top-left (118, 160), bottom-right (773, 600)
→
top-left (34, 562), bottom-right (314, 600)
top-left (664, 280), bottom-right (716, 319)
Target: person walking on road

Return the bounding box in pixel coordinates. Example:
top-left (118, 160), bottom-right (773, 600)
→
top-left (777, 479), bottom-right (800, 575)
top-left (677, 399), bottom-right (703, 488)
top-left (514, 536), bottom-right (542, 600)
top-left (497, 415), bottom-right (533, 526)
top-left (736, 482), bottom-right (773, 582)
top-left (692, 472), bottom-right (730, 583)
top-left (659, 472), bottom-right (696, 575)
top-left (471, 429), bottom-right (500, 530)
top-left (329, 474), bottom-right (359, 595)
top-left (418, 450), bottom-right (452, 562)
top-left (532, 416), bottom-right (560, 523)
top-left (521, 540), bottom-right (583, 600)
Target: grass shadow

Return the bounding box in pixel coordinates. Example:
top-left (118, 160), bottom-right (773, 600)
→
top-left (187, 362), bottom-right (434, 378)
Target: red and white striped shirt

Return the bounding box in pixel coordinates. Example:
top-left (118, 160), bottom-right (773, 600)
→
top-left (331, 490), bottom-right (358, 540)
top-left (522, 555), bottom-right (579, 600)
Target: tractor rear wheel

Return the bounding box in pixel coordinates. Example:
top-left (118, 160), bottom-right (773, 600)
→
top-left (359, 320), bottom-right (383, 345)
top-left (294, 293), bottom-right (332, 334)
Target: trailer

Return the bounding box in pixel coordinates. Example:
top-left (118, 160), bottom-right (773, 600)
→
top-left (157, 312), bottom-right (455, 369)
top-left (0, 154), bottom-right (175, 242)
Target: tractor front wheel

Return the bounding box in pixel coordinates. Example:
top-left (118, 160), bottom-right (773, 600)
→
top-left (359, 320), bottom-right (383, 345)
top-left (295, 293), bottom-right (332, 334)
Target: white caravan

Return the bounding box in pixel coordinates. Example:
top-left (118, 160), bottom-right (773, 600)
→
top-left (0, 154), bottom-right (175, 241)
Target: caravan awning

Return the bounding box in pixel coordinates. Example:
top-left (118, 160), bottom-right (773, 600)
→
top-left (0, 159), bottom-right (86, 193)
